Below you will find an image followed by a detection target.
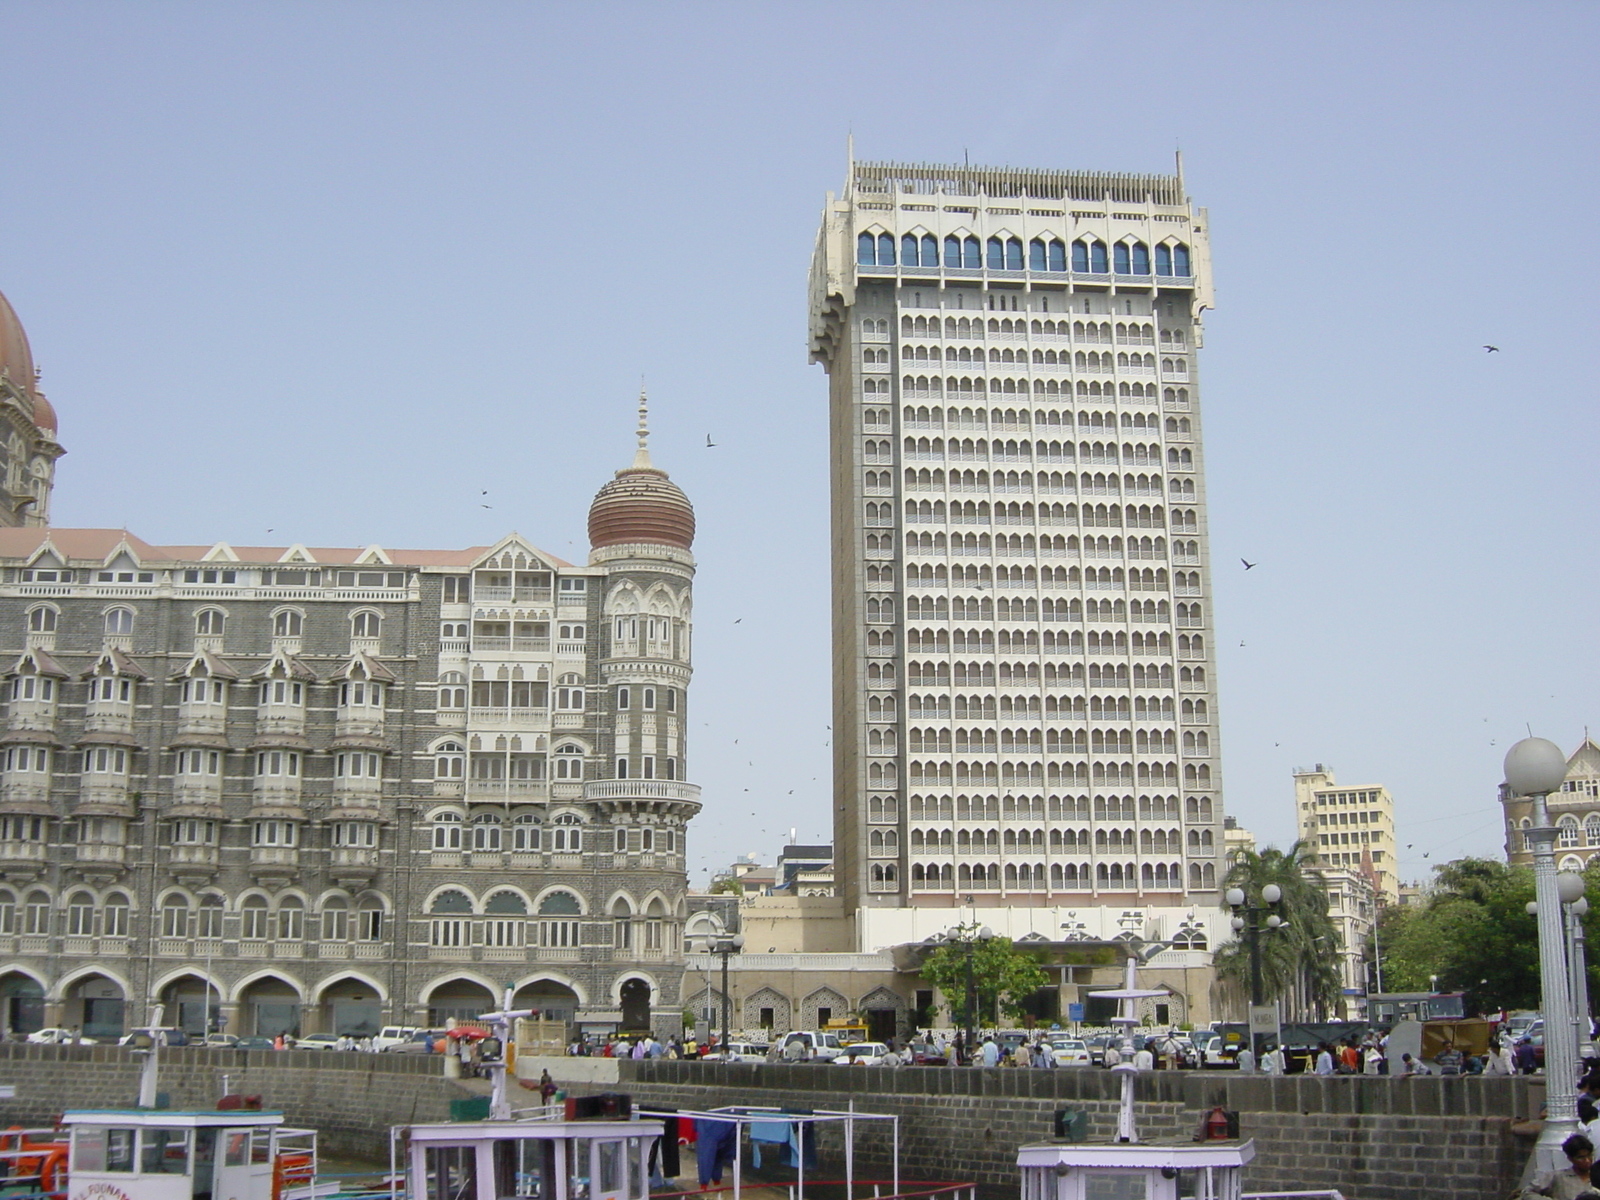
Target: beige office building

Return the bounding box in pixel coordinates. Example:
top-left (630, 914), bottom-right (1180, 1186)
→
top-left (1293, 765), bottom-right (1398, 905)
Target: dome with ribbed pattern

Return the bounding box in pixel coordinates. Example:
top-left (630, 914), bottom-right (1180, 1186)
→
top-left (587, 390), bottom-right (694, 551)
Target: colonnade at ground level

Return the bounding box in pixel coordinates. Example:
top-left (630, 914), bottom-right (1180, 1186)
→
top-left (0, 969), bottom-right (648, 1039)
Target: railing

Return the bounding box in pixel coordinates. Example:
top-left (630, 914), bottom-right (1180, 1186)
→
top-left (583, 780), bottom-right (701, 803)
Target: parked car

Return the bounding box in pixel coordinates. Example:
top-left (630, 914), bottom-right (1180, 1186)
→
top-left (385, 1029), bottom-right (446, 1054)
top-left (720, 1041), bottom-right (771, 1063)
top-left (832, 1042), bottom-right (892, 1065)
top-left (118, 1027), bottom-right (189, 1047)
top-left (906, 1039), bottom-right (948, 1066)
top-left (296, 1032), bottom-right (342, 1050)
top-left (1048, 1038), bottom-right (1092, 1067)
top-left (26, 1028), bottom-right (93, 1045)
top-left (204, 1033), bottom-right (240, 1048)
top-left (236, 1037), bottom-right (276, 1051)
top-left (777, 1031), bottom-right (843, 1062)
top-left (371, 1026), bottom-right (419, 1053)
top-left (1085, 1034), bottom-right (1113, 1067)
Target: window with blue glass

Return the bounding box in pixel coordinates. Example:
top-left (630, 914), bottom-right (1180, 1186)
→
top-left (1114, 243), bottom-right (1131, 274)
top-left (1131, 242), bottom-right (1150, 274)
top-left (920, 234), bottom-right (937, 266)
top-left (944, 236), bottom-right (962, 268)
top-left (987, 237), bottom-right (1004, 269)
top-left (858, 233), bottom-right (876, 266)
top-left (1091, 242), bottom-right (1108, 273)
top-left (878, 233), bottom-right (896, 266)
top-left (1155, 244), bottom-right (1172, 275)
top-left (1004, 238), bottom-right (1023, 270)
top-left (1030, 240), bottom-right (1048, 271)
top-left (1072, 241), bottom-right (1090, 273)
top-left (1173, 243), bottom-right (1191, 275)
top-left (963, 236), bottom-right (981, 268)
top-left (902, 234), bottom-right (919, 266)
top-left (1048, 240), bottom-right (1066, 272)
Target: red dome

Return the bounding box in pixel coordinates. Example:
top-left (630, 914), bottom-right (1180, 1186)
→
top-left (588, 465), bottom-right (695, 551)
top-left (0, 290), bottom-right (35, 400)
top-left (31, 391), bottom-right (56, 434)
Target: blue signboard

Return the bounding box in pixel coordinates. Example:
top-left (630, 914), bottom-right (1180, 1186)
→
top-left (1068, 1003), bottom-right (1085, 1022)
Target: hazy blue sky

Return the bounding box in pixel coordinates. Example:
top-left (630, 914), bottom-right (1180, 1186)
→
top-left (3, 2), bottom-right (1596, 888)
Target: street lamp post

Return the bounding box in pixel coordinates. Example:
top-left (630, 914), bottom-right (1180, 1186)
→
top-left (1504, 737), bottom-right (1579, 1173)
top-left (1226, 883), bottom-right (1283, 1059)
top-left (1570, 893), bottom-right (1593, 1062)
top-left (691, 933), bottom-right (744, 1059)
top-left (945, 923), bottom-right (994, 1063)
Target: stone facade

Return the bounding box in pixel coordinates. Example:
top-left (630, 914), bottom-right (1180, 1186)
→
top-left (0, 395), bottom-right (700, 1041)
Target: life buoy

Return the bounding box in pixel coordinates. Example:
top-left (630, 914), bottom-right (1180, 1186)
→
top-left (37, 1145), bottom-right (66, 1193)
top-left (272, 1152), bottom-right (314, 1200)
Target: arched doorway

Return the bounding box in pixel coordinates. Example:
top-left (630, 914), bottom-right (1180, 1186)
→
top-left (619, 979), bottom-right (651, 1032)
top-left (158, 974), bottom-right (222, 1036)
top-left (513, 980), bottom-right (579, 1029)
top-left (0, 973), bottom-right (43, 1036)
top-left (318, 978), bottom-right (383, 1038)
top-left (426, 979), bottom-right (494, 1026)
top-left (63, 974), bottom-right (125, 1040)
top-left (236, 977), bottom-right (301, 1038)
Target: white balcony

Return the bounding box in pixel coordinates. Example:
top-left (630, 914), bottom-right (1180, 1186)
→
top-left (583, 780), bottom-right (701, 803)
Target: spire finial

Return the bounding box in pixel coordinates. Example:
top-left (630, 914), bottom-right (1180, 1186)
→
top-left (632, 382), bottom-right (653, 469)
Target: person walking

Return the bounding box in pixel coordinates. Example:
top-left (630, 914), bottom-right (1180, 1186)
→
top-left (1314, 1043), bottom-right (1335, 1076)
top-left (1522, 1132), bottom-right (1595, 1198)
top-left (1235, 1044), bottom-right (1256, 1074)
top-left (980, 1035), bottom-right (1000, 1068)
top-left (1261, 1043), bottom-right (1285, 1075)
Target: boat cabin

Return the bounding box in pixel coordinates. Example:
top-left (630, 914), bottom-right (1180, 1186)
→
top-left (60, 1108), bottom-right (315, 1200)
top-left (401, 1118), bottom-right (663, 1200)
top-left (1017, 1139), bottom-right (1254, 1200)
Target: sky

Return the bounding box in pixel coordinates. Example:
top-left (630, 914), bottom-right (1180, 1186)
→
top-left (2, 1), bottom-right (1596, 889)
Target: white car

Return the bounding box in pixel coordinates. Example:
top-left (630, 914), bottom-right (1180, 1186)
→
top-left (1049, 1038), bottom-right (1092, 1067)
top-left (832, 1042), bottom-right (892, 1065)
top-left (371, 1026), bottom-right (419, 1052)
top-left (26, 1027), bottom-right (93, 1045)
top-left (720, 1041), bottom-right (771, 1063)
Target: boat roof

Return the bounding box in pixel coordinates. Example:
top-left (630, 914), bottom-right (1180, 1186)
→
top-left (1017, 1139), bottom-right (1255, 1170)
top-left (61, 1109), bottom-right (287, 1128)
top-left (404, 1118), bottom-right (657, 1144)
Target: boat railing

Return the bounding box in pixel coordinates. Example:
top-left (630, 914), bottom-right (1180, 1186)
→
top-left (0, 1125), bottom-right (69, 1197)
top-left (653, 1181), bottom-right (978, 1200)
top-left (1244, 1192), bottom-right (1347, 1200)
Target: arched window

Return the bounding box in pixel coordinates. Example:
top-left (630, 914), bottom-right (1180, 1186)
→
top-left (1585, 816), bottom-right (1600, 846)
top-left (1173, 244), bottom-right (1191, 275)
top-left (356, 897), bottom-right (384, 942)
top-left (512, 814), bottom-right (542, 852)
top-left (434, 741), bottom-right (465, 779)
top-left (878, 233), bottom-right (895, 266)
top-left (273, 610), bottom-right (303, 638)
top-left (195, 609), bottom-right (225, 637)
top-left (104, 892), bottom-right (130, 938)
top-left (351, 611), bottom-right (381, 639)
top-left (550, 814), bottom-right (583, 853)
top-left (471, 813), bottom-right (502, 852)
top-left (429, 889), bottom-right (471, 947)
top-left (555, 674), bottom-right (585, 711)
top-left (431, 810), bottom-right (463, 850)
top-left (160, 894), bottom-right (192, 939)
top-left (858, 233), bottom-right (875, 266)
top-left (1131, 242), bottom-right (1150, 274)
top-left (26, 606), bottom-right (56, 633)
top-left (104, 608), bottom-right (134, 636)
top-left (553, 744), bottom-right (584, 780)
top-left (277, 895), bottom-right (304, 940)
top-left (322, 896), bottom-right (349, 941)
top-left (438, 672), bottom-right (467, 709)
top-left (1072, 241), bottom-right (1089, 273)
top-left (537, 891), bottom-right (581, 948)
top-left (987, 237), bottom-right (1004, 269)
top-left (1156, 244), bottom-right (1173, 275)
top-left (1091, 242), bottom-right (1108, 273)
top-left (66, 890), bottom-right (94, 936)
top-left (1559, 816), bottom-right (1580, 846)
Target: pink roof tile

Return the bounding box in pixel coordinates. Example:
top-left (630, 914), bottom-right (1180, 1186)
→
top-left (0, 529), bottom-right (571, 568)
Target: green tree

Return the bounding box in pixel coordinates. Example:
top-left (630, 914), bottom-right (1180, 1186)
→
top-left (919, 927), bottom-right (1050, 1026)
top-left (1214, 842), bottom-right (1342, 1019)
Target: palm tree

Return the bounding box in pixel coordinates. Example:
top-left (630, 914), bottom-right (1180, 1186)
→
top-left (1214, 842), bottom-right (1343, 1021)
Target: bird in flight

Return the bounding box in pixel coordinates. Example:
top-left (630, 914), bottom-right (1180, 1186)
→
top-left (1241, 559), bottom-right (1257, 570)
top-left (480, 504), bottom-right (492, 509)
top-left (706, 435), bottom-right (717, 447)
top-left (1484, 345), bottom-right (1499, 353)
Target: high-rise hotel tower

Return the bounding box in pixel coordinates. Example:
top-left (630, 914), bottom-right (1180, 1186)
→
top-left (809, 159), bottom-right (1225, 947)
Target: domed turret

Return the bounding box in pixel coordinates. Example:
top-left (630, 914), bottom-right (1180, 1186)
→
top-left (587, 391), bottom-right (695, 551)
top-left (0, 290), bottom-right (37, 401)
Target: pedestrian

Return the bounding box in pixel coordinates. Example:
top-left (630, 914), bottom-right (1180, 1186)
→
top-left (1103, 1041), bottom-right (1122, 1068)
top-left (1516, 1038), bottom-right (1539, 1075)
top-left (1133, 1042), bottom-right (1154, 1072)
top-left (1435, 1039), bottom-right (1463, 1076)
top-left (538, 1069), bottom-right (557, 1103)
top-left (1313, 1043), bottom-right (1335, 1076)
top-left (1235, 1044), bottom-right (1256, 1074)
top-left (1338, 1041), bottom-right (1359, 1074)
top-left (1363, 1043), bottom-right (1383, 1075)
top-left (1522, 1131), bottom-right (1594, 1198)
top-left (980, 1036), bottom-right (1000, 1068)
top-left (1261, 1043), bottom-right (1285, 1076)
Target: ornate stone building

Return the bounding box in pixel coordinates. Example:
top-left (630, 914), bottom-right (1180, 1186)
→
top-left (0, 286), bottom-right (700, 1042)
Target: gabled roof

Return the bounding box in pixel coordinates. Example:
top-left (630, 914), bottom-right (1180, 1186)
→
top-left (1568, 738), bottom-right (1600, 778)
top-left (331, 653), bottom-right (397, 683)
top-left (251, 651), bottom-right (318, 682)
top-left (7, 648), bottom-right (68, 678)
top-left (0, 527), bottom-right (571, 568)
top-left (170, 649), bottom-right (240, 681)
top-left (82, 648), bottom-right (147, 680)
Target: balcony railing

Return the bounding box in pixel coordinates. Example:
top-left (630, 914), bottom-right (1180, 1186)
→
top-left (582, 780), bottom-right (701, 803)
